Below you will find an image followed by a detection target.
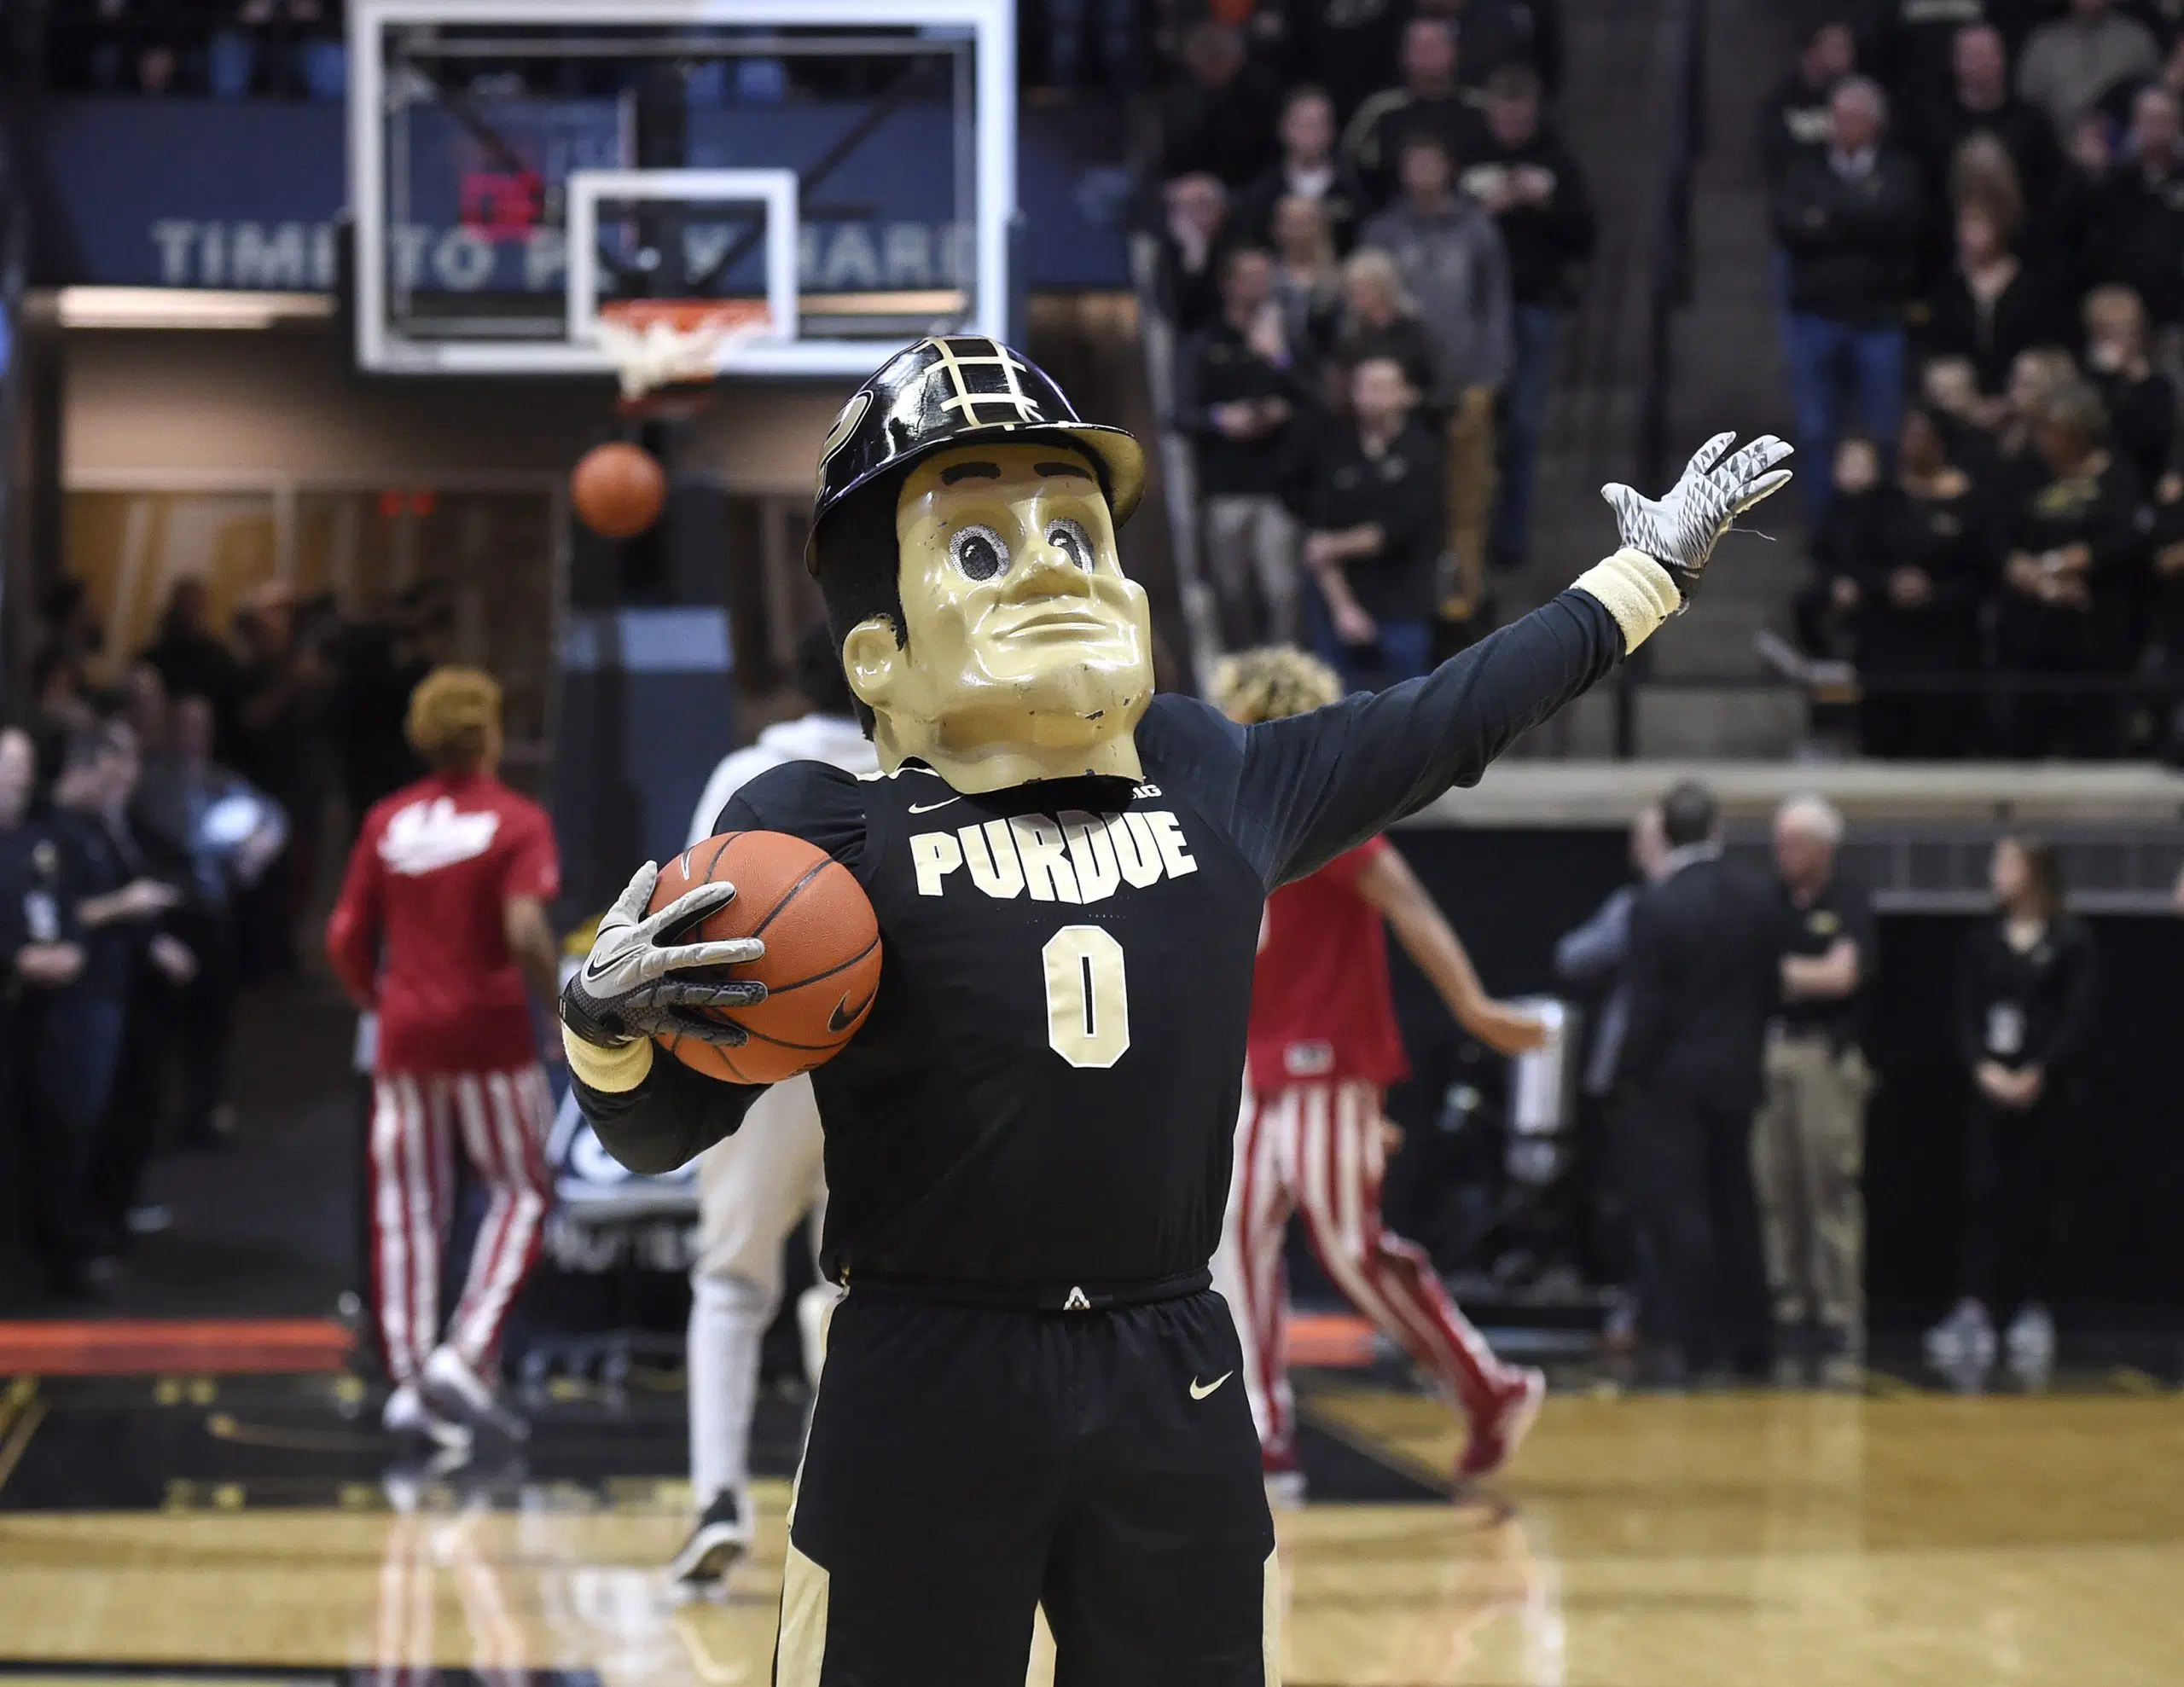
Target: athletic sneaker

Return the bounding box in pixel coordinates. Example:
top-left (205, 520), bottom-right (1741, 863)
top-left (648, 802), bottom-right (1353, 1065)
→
top-left (2006, 1303), bottom-right (2055, 1371)
top-left (1262, 1447), bottom-right (1307, 1510)
top-left (421, 1345), bottom-right (530, 1444)
top-left (1455, 1367), bottom-right (1546, 1482)
top-left (1923, 1300), bottom-right (1996, 1370)
top-left (382, 1380), bottom-right (473, 1452)
top-left (671, 1487), bottom-right (753, 1588)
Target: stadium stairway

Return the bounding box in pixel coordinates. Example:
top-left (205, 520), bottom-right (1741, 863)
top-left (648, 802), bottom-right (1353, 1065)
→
top-left (1506, 0), bottom-right (1811, 757)
top-left (1647, 0), bottom-right (1812, 756)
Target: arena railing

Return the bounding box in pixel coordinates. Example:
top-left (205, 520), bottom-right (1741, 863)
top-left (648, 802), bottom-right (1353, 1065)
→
top-left (1644, 664), bottom-right (2184, 764)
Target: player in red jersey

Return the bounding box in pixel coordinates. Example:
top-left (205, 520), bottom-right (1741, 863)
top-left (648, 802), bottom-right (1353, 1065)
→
top-left (1209, 647), bottom-right (1552, 1499)
top-left (327, 668), bottom-right (562, 1450)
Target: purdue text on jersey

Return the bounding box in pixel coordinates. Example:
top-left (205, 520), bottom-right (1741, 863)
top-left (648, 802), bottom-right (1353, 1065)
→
top-left (909, 809), bottom-right (1198, 901)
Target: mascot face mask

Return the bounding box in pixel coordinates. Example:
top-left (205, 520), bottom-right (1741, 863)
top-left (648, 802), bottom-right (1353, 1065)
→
top-left (842, 442), bottom-right (1154, 790)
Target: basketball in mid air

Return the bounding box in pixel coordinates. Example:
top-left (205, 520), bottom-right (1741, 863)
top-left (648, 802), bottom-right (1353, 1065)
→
top-left (647, 831), bottom-right (881, 1084)
top-left (571, 440), bottom-right (667, 538)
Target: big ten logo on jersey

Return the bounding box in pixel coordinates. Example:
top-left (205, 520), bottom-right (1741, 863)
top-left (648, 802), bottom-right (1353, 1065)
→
top-left (909, 810), bottom-right (1198, 903)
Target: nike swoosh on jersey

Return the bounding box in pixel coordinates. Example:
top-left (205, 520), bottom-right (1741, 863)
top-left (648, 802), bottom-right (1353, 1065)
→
top-left (906, 797), bottom-right (962, 815)
top-left (1188, 1372), bottom-right (1232, 1400)
top-left (828, 988), bottom-right (875, 1034)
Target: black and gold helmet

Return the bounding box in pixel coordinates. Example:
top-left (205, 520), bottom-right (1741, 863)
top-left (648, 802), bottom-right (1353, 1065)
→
top-left (805, 335), bottom-right (1145, 576)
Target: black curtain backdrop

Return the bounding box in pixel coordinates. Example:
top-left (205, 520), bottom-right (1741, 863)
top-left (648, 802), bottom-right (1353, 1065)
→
top-left (1387, 828), bottom-right (2184, 1331)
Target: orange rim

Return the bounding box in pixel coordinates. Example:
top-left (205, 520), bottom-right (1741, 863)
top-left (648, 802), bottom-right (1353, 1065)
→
top-left (597, 298), bottom-right (772, 337)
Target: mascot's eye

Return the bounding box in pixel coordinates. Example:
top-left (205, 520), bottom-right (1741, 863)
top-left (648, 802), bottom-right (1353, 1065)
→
top-left (1046, 518), bottom-right (1095, 571)
top-left (950, 524), bottom-right (1009, 582)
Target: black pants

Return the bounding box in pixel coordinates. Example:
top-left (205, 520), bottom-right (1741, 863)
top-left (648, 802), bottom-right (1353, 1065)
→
top-left (1961, 1088), bottom-right (2070, 1317)
top-left (1622, 1089), bottom-right (1770, 1373)
top-left (23, 987), bottom-right (128, 1279)
top-left (95, 967), bottom-right (171, 1232)
top-left (1576, 1091), bottom-right (1642, 1296)
top-left (0, 1000), bottom-right (25, 1285)
top-left (172, 914), bottom-right (238, 1142)
top-left (780, 1287), bottom-right (1275, 1687)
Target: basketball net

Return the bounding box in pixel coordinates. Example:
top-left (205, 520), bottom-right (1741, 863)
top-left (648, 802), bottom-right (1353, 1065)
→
top-left (596, 299), bottom-right (772, 416)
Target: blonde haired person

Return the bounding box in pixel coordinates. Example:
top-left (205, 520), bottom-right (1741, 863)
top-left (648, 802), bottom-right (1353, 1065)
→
top-left (1989, 345), bottom-right (2077, 457)
top-left (2082, 284), bottom-right (2175, 486)
top-left (1208, 646), bottom-right (1549, 1500)
top-left (327, 665), bottom-right (563, 1451)
top-left (1333, 246), bottom-right (1442, 402)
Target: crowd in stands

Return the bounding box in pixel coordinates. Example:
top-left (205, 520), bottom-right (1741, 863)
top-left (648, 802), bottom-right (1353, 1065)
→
top-left (43, 0), bottom-right (347, 99)
top-left (3, 576), bottom-right (448, 1301)
top-left (1151, 2), bottom-right (1589, 694)
top-left (37, 1), bottom-right (1151, 98)
top-left (1769, 0), bottom-right (2184, 759)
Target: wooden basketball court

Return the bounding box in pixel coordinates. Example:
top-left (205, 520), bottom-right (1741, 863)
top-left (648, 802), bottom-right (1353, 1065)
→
top-left (1, 1356), bottom-right (2178, 1686)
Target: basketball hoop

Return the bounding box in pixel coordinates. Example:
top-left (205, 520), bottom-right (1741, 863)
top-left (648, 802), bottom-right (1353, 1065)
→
top-left (596, 299), bottom-right (773, 416)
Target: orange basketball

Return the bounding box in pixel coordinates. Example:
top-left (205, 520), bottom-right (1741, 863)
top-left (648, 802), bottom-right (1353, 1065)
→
top-left (647, 831), bottom-right (881, 1085)
top-left (571, 441), bottom-right (667, 538)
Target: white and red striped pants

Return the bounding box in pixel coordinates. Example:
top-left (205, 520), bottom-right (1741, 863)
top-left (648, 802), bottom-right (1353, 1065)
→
top-left (1212, 1078), bottom-right (1519, 1465)
top-left (368, 1065), bottom-right (555, 1387)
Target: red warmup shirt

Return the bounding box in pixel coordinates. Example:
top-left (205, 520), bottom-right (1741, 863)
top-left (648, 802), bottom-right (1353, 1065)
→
top-left (1246, 837), bottom-right (1409, 1092)
top-left (327, 769), bottom-right (561, 1074)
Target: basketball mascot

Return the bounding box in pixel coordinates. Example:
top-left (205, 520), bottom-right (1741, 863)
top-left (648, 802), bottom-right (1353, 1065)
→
top-left (559, 335), bottom-right (1792, 1685)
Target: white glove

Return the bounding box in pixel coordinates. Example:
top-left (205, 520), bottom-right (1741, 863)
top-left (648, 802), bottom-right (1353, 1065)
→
top-left (559, 862), bottom-right (767, 1049)
top-left (1601, 432), bottom-right (1794, 607)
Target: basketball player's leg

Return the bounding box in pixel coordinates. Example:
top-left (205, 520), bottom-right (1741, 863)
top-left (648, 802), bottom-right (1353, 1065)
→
top-left (371, 1072), bottom-right (456, 1438)
top-left (682, 1076), bottom-right (827, 1581)
top-left (428, 1065), bottom-right (554, 1431)
top-left (1292, 1081), bottom-right (1540, 1473)
top-left (1042, 1292), bottom-right (1277, 1687)
top-left (1211, 1084), bottom-right (1301, 1473)
top-left (795, 1182), bottom-right (840, 1388)
top-left (777, 1295), bottom-right (1060, 1687)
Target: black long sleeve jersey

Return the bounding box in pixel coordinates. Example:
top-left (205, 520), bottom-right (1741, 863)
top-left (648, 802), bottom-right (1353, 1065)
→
top-left (575, 589), bottom-right (1625, 1296)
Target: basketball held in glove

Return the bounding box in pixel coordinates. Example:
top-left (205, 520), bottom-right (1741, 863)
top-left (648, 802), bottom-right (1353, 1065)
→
top-left (647, 832), bottom-right (880, 1083)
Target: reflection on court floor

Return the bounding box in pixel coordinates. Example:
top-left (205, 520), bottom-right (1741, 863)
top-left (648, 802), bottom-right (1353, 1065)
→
top-left (0, 1369), bottom-right (2181, 1686)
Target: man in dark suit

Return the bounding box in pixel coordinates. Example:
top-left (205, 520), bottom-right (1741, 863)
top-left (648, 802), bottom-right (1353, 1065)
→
top-left (1618, 780), bottom-right (1783, 1380)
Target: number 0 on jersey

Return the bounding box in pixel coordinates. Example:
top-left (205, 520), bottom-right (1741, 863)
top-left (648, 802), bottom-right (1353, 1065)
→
top-left (1042, 925), bottom-right (1130, 1069)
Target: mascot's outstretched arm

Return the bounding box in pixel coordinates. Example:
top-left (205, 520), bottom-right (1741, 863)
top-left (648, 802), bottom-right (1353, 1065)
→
top-left (1214, 432), bottom-right (1795, 888)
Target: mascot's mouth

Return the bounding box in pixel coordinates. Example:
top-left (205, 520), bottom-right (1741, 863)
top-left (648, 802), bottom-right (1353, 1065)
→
top-left (1008, 607), bottom-right (1115, 638)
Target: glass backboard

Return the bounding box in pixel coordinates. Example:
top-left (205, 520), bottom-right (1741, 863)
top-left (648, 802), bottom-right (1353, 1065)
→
top-left (347, 0), bottom-right (1016, 378)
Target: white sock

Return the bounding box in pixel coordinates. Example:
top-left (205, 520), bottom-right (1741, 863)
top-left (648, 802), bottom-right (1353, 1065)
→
top-left (688, 1272), bottom-right (773, 1510)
